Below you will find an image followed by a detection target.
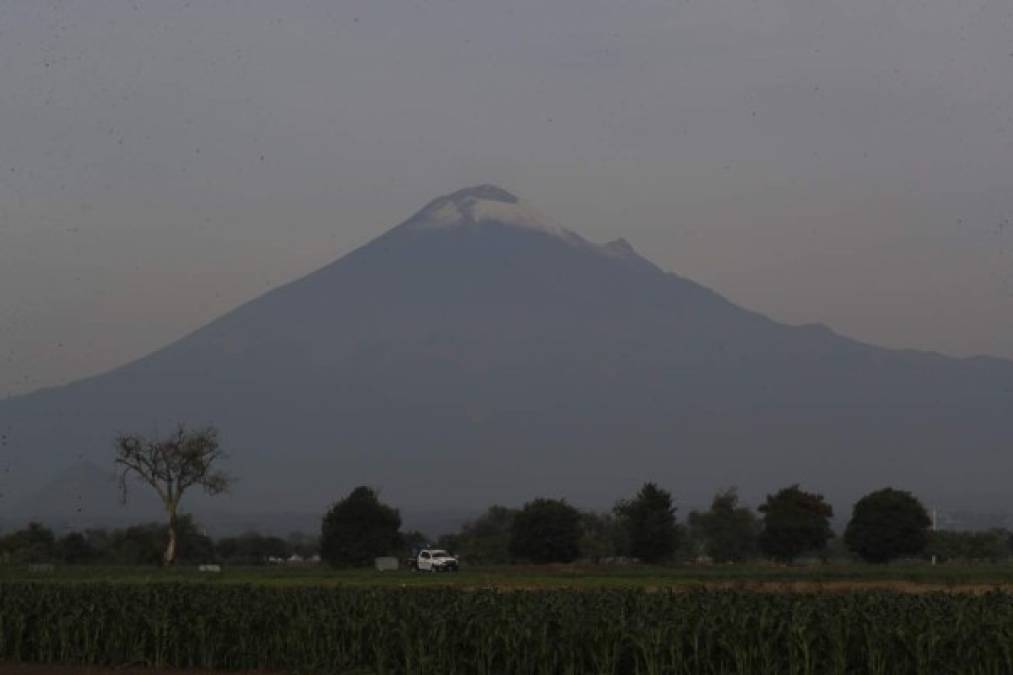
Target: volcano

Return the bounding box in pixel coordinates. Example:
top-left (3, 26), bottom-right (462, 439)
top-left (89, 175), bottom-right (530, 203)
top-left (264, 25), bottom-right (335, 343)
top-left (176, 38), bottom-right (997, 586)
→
top-left (2, 185), bottom-right (1012, 526)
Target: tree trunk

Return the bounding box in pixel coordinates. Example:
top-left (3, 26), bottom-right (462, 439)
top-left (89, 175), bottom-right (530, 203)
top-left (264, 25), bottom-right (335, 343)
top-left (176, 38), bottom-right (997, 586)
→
top-left (164, 513), bottom-right (178, 566)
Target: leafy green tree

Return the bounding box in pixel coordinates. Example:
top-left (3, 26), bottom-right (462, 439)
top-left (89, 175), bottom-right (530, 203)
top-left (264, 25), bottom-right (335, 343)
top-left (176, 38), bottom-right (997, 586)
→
top-left (107, 523), bottom-right (165, 565)
top-left (320, 486), bottom-right (402, 567)
top-left (101, 515), bottom-right (213, 565)
top-left (400, 529), bottom-right (429, 556)
top-left (614, 483), bottom-right (679, 563)
top-left (579, 511), bottom-right (623, 563)
top-left (844, 488), bottom-right (931, 563)
top-left (285, 532), bottom-right (320, 559)
top-left (217, 532), bottom-right (290, 565)
top-left (688, 488), bottom-right (760, 562)
top-left (1, 522), bottom-right (57, 563)
top-left (509, 498), bottom-right (582, 563)
top-left (758, 485), bottom-right (834, 562)
top-left (926, 529), bottom-right (1012, 562)
top-left (175, 516), bottom-right (216, 563)
top-left (440, 505), bottom-right (518, 564)
top-left (434, 533), bottom-right (461, 554)
top-left (57, 532), bottom-right (96, 564)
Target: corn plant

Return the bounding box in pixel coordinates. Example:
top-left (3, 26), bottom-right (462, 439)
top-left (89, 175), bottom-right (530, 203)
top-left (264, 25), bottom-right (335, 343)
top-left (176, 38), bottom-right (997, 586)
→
top-left (1, 582), bottom-right (1012, 674)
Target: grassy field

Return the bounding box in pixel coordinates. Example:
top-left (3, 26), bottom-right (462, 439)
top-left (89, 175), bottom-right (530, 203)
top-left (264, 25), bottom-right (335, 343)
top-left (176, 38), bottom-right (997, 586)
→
top-left (4, 561), bottom-right (1013, 591)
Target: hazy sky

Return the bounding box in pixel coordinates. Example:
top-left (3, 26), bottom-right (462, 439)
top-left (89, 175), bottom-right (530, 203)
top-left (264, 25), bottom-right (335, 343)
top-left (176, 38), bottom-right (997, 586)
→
top-left (2, 0), bottom-right (1011, 398)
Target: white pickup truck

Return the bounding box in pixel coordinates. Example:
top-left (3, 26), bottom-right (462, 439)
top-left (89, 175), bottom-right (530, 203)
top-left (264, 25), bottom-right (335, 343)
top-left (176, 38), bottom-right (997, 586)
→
top-left (410, 548), bottom-right (459, 572)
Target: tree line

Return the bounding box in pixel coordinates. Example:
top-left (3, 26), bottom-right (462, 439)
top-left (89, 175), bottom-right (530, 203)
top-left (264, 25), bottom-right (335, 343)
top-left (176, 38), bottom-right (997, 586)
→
top-left (320, 482), bottom-right (1013, 567)
top-left (8, 424), bottom-right (995, 568)
top-left (0, 517), bottom-right (319, 565)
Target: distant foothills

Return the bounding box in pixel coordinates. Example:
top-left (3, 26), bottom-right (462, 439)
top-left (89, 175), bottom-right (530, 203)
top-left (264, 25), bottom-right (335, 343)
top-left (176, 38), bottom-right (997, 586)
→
top-left (1, 185), bottom-right (1012, 534)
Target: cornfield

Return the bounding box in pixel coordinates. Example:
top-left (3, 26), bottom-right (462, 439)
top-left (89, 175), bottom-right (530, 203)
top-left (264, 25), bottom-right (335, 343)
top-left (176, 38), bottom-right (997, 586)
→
top-left (1, 582), bottom-right (1012, 674)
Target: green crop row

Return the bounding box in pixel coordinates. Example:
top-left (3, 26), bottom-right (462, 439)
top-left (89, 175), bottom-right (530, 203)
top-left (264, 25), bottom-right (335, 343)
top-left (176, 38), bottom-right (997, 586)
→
top-left (1, 583), bottom-right (1012, 674)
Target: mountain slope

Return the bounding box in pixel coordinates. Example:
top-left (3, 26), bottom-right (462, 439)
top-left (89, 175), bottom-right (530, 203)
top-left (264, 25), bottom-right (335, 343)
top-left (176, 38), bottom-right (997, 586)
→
top-left (2, 186), bottom-right (1011, 523)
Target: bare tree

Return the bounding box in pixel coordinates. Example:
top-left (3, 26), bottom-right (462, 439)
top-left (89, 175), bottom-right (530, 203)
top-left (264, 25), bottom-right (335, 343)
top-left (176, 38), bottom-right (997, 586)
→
top-left (114, 424), bottom-right (230, 565)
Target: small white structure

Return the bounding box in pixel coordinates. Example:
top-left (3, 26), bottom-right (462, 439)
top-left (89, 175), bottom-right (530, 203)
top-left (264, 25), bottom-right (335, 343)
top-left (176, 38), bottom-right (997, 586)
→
top-left (375, 556), bottom-right (399, 571)
top-left (198, 564), bottom-right (222, 573)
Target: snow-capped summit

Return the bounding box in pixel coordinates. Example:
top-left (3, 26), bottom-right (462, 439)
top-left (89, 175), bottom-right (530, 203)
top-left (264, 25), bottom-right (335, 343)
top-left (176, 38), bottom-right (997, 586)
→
top-left (2, 183), bottom-right (1013, 527)
top-left (406, 184), bottom-right (572, 239)
top-left (442, 184), bottom-right (519, 204)
top-left (396, 186), bottom-right (660, 269)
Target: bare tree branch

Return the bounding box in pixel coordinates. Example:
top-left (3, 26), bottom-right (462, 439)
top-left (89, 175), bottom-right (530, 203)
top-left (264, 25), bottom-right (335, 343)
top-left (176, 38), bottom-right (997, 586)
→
top-left (113, 424), bottom-right (232, 565)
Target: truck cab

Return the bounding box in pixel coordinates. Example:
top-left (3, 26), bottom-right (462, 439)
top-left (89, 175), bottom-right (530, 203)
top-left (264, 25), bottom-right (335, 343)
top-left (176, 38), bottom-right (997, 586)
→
top-left (414, 548), bottom-right (459, 572)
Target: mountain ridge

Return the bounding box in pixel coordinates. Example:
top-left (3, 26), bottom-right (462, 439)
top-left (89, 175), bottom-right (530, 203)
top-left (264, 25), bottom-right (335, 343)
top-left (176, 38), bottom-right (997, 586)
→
top-left (1, 186), bottom-right (1011, 525)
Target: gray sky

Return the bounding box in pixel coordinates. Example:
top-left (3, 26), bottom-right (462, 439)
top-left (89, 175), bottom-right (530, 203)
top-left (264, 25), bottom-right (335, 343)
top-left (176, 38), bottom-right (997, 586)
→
top-left (2, 0), bottom-right (1011, 398)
